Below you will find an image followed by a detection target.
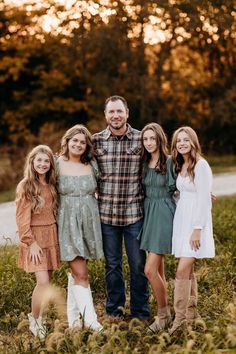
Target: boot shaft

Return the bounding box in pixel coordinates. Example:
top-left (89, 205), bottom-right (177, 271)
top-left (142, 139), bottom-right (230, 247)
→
top-left (71, 284), bottom-right (103, 331)
top-left (174, 278), bottom-right (192, 321)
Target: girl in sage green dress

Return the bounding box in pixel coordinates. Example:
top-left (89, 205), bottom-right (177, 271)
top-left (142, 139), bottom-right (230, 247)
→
top-left (138, 123), bottom-right (176, 332)
top-left (57, 124), bottom-right (103, 331)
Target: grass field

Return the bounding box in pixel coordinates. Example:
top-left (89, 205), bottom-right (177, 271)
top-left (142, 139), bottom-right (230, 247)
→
top-left (0, 196), bottom-right (235, 353)
top-left (0, 189), bottom-right (15, 204)
top-left (207, 155), bottom-right (236, 174)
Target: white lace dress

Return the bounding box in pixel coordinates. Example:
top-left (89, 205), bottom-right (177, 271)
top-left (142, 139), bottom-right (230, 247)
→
top-left (172, 159), bottom-right (215, 258)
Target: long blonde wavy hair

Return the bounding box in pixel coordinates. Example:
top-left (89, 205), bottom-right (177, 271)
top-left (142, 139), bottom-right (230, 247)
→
top-left (171, 126), bottom-right (202, 180)
top-left (16, 145), bottom-right (58, 214)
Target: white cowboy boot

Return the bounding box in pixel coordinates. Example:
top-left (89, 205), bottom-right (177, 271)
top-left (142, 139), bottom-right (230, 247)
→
top-left (28, 313), bottom-right (46, 339)
top-left (71, 284), bottom-right (103, 331)
top-left (67, 273), bottom-right (81, 328)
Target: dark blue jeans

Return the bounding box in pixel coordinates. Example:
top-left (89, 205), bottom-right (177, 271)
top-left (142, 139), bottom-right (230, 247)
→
top-left (101, 220), bottom-right (150, 319)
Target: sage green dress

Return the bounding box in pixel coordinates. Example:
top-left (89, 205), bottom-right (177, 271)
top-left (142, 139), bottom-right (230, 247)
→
top-left (138, 157), bottom-right (176, 254)
top-left (57, 160), bottom-right (103, 261)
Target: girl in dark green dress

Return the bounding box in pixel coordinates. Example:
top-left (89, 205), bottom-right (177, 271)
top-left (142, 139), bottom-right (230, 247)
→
top-left (138, 123), bottom-right (176, 332)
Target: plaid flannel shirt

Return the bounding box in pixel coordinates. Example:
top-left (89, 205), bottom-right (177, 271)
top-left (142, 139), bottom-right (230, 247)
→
top-left (93, 124), bottom-right (144, 226)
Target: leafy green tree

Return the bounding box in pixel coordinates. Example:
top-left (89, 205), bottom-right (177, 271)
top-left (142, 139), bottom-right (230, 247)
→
top-left (0, 0), bottom-right (235, 155)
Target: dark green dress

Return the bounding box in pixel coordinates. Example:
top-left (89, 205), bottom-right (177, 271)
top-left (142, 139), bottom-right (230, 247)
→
top-left (138, 157), bottom-right (176, 254)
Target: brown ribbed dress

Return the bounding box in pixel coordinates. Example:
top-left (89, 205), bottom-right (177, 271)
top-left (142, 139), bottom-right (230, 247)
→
top-left (16, 183), bottom-right (60, 273)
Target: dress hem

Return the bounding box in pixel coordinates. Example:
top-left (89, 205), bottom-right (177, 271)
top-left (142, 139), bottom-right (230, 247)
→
top-left (61, 254), bottom-right (104, 262)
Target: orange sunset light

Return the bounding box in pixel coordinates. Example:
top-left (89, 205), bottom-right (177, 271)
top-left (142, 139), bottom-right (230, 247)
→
top-left (3, 0), bottom-right (172, 43)
top-left (3, 0), bottom-right (229, 44)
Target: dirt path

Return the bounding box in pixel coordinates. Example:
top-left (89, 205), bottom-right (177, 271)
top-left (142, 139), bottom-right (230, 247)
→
top-left (0, 172), bottom-right (235, 245)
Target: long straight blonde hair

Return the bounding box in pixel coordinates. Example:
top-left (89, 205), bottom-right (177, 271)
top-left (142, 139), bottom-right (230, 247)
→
top-left (16, 145), bottom-right (58, 214)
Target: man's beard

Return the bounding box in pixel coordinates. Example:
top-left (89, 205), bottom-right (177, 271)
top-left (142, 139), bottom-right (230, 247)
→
top-left (110, 122), bottom-right (126, 130)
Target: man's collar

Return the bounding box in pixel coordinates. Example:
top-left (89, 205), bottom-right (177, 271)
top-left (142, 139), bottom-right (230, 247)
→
top-left (104, 124), bottom-right (133, 140)
top-left (103, 126), bottom-right (112, 139)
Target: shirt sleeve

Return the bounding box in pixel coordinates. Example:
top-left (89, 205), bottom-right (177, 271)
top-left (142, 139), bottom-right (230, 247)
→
top-left (15, 192), bottom-right (35, 246)
top-left (192, 160), bottom-right (212, 229)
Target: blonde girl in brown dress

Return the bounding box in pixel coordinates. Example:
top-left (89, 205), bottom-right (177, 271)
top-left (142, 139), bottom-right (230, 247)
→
top-left (16, 145), bottom-right (60, 338)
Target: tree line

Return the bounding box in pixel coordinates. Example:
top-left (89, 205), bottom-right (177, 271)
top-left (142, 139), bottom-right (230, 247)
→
top-left (0, 0), bottom-right (235, 156)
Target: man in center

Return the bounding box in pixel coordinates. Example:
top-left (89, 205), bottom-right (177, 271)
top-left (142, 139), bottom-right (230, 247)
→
top-left (93, 95), bottom-right (150, 320)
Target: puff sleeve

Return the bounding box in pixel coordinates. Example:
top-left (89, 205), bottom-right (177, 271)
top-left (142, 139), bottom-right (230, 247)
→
top-left (192, 159), bottom-right (212, 229)
top-left (15, 190), bottom-right (35, 246)
top-left (91, 158), bottom-right (100, 180)
top-left (166, 157), bottom-right (177, 196)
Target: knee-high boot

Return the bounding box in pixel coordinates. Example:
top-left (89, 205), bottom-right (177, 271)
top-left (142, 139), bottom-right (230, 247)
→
top-left (186, 273), bottom-right (201, 323)
top-left (169, 279), bottom-right (191, 335)
top-left (71, 284), bottom-right (103, 331)
top-left (67, 273), bottom-right (80, 328)
top-left (148, 305), bottom-right (171, 332)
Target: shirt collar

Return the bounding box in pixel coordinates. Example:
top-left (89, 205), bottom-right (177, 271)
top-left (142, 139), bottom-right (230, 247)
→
top-left (104, 124), bottom-right (133, 140)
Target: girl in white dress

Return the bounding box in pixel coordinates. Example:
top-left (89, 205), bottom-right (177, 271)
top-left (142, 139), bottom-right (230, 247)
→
top-left (169, 126), bottom-right (215, 335)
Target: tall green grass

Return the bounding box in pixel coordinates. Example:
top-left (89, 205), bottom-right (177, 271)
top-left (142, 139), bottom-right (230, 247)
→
top-left (0, 196), bottom-right (235, 353)
top-left (0, 189), bottom-right (15, 203)
top-left (207, 154), bottom-right (236, 174)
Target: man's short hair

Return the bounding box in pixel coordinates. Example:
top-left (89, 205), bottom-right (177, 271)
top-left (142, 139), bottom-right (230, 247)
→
top-left (104, 95), bottom-right (128, 111)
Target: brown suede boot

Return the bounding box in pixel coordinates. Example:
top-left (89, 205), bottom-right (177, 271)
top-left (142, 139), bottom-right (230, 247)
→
top-left (147, 306), bottom-right (171, 333)
top-left (186, 273), bottom-right (201, 324)
top-left (169, 279), bottom-right (191, 335)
